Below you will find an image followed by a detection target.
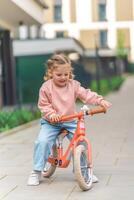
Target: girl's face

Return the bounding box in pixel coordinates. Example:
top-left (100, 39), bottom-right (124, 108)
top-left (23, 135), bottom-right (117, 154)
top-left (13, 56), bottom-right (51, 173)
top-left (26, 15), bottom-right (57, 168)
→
top-left (52, 64), bottom-right (71, 87)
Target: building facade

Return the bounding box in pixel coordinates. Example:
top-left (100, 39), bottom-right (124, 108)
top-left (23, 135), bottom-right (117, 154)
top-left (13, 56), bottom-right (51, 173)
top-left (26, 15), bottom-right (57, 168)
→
top-left (0, 0), bottom-right (47, 106)
top-left (43, 0), bottom-right (134, 62)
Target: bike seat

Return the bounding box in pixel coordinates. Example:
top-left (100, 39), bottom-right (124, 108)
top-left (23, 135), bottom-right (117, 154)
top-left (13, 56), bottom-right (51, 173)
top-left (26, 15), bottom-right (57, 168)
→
top-left (58, 128), bottom-right (69, 137)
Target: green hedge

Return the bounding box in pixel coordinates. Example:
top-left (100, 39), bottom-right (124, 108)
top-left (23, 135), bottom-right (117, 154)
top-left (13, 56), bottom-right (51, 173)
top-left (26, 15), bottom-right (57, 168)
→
top-left (0, 108), bottom-right (41, 133)
top-left (90, 75), bottom-right (125, 96)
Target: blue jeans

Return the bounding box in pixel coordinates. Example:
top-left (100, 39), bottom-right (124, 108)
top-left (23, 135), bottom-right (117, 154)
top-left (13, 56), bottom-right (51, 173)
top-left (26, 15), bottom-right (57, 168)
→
top-left (33, 119), bottom-right (77, 171)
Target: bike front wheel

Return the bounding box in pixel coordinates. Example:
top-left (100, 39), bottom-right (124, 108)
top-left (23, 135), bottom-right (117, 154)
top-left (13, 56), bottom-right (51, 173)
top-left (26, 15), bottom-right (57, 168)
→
top-left (74, 144), bottom-right (93, 191)
top-left (42, 145), bottom-right (57, 178)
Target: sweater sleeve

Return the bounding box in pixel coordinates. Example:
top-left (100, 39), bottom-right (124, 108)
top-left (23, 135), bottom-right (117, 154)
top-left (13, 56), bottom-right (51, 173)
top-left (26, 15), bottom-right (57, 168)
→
top-left (38, 86), bottom-right (56, 119)
top-left (75, 81), bottom-right (103, 105)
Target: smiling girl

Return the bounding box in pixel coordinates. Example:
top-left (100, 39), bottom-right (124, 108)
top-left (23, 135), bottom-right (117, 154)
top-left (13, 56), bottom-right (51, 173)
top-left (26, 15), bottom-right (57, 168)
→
top-left (27, 54), bottom-right (111, 186)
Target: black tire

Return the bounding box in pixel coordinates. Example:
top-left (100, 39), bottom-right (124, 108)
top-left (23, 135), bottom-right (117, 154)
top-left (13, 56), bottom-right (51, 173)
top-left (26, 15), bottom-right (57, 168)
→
top-left (42, 145), bottom-right (57, 178)
top-left (74, 144), bottom-right (93, 191)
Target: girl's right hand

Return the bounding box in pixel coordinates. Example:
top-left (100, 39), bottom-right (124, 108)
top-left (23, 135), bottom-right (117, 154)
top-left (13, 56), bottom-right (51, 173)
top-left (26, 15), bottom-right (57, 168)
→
top-left (100, 99), bottom-right (112, 109)
top-left (49, 114), bottom-right (61, 123)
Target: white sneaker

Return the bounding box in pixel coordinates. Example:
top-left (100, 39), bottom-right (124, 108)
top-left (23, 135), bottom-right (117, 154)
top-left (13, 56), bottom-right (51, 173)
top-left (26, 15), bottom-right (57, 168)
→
top-left (27, 171), bottom-right (41, 186)
top-left (92, 174), bottom-right (99, 183)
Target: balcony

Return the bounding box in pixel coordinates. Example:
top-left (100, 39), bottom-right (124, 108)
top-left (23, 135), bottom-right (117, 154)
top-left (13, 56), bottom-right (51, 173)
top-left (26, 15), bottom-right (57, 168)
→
top-left (0, 0), bottom-right (48, 30)
top-left (13, 37), bottom-right (85, 56)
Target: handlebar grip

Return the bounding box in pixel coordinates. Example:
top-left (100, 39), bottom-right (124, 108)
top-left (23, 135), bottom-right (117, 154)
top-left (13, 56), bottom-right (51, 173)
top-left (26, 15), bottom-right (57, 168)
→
top-left (88, 106), bottom-right (106, 115)
top-left (60, 112), bottom-right (83, 122)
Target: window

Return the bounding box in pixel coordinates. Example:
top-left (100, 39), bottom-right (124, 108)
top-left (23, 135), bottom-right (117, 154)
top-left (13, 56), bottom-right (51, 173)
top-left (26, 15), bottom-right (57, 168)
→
top-left (99, 30), bottom-right (107, 48)
top-left (98, 4), bottom-right (106, 21)
top-left (55, 31), bottom-right (64, 38)
top-left (54, 4), bottom-right (62, 22)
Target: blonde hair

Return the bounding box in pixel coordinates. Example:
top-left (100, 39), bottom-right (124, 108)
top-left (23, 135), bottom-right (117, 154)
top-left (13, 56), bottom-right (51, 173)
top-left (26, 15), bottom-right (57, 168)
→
top-left (44, 54), bottom-right (74, 81)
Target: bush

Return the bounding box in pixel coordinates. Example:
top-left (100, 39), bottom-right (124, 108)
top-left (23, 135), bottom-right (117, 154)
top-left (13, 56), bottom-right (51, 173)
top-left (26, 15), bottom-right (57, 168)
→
top-left (0, 108), bottom-right (41, 133)
top-left (90, 75), bottom-right (125, 96)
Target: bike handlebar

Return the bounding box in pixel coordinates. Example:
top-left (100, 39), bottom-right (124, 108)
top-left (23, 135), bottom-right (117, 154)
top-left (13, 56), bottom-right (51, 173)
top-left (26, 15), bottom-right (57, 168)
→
top-left (60, 106), bottom-right (106, 122)
top-left (88, 106), bottom-right (106, 115)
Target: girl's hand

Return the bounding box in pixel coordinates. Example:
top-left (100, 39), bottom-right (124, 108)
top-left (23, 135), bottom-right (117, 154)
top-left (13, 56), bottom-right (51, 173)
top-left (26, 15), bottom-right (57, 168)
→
top-left (100, 100), bottom-right (112, 109)
top-left (49, 114), bottom-right (61, 123)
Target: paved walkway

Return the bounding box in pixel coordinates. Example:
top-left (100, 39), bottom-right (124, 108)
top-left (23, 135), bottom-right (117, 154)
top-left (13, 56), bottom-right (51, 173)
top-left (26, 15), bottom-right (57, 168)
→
top-left (0, 75), bottom-right (134, 200)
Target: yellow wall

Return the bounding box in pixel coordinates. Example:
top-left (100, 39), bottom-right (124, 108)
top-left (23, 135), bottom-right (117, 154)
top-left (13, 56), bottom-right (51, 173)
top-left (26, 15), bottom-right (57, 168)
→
top-left (44, 0), bottom-right (54, 22)
top-left (64, 31), bottom-right (68, 37)
top-left (70, 0), bottom-right (76, 22)
top-left (80, 30), bottom-right (99, 49)
top-left (117, 29), bottom-right (130, 48)
top-left (116, 0), bottom-right (133, 21)
top-left (92, 0), bottom-right (98, 21)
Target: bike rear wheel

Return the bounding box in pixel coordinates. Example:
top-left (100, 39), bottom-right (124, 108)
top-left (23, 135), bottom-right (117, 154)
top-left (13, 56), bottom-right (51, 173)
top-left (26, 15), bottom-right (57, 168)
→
top-left (42, 145), bottom-right (57, 178)
top-left (74, 144), bottom-right (93, 191)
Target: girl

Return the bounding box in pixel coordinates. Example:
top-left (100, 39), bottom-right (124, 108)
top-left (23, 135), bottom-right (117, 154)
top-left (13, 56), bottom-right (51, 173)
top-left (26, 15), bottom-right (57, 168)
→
top-left (28, 54), bottom-right (111, 186)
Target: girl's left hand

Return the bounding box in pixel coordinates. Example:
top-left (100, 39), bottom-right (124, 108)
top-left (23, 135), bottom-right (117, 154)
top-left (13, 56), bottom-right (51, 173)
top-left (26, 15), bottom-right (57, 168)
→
top-left (100, 100), bottom-right (112, 109)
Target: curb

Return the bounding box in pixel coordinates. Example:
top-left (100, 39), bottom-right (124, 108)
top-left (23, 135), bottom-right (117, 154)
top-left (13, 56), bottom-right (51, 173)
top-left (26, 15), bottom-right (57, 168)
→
top-left (0, 119), bottom-right (39, 139)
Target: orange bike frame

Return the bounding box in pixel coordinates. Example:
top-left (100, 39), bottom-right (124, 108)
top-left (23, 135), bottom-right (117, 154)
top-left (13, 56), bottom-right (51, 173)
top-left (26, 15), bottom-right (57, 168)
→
top-left (48, 116), bottom-right (92, 168)
top-left (48, 106), bottom-right (106, 168)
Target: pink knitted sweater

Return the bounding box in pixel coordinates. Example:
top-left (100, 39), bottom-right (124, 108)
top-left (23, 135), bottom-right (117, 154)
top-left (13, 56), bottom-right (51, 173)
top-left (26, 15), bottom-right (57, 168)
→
top-left (38, 79), bottom-right (103, 120)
